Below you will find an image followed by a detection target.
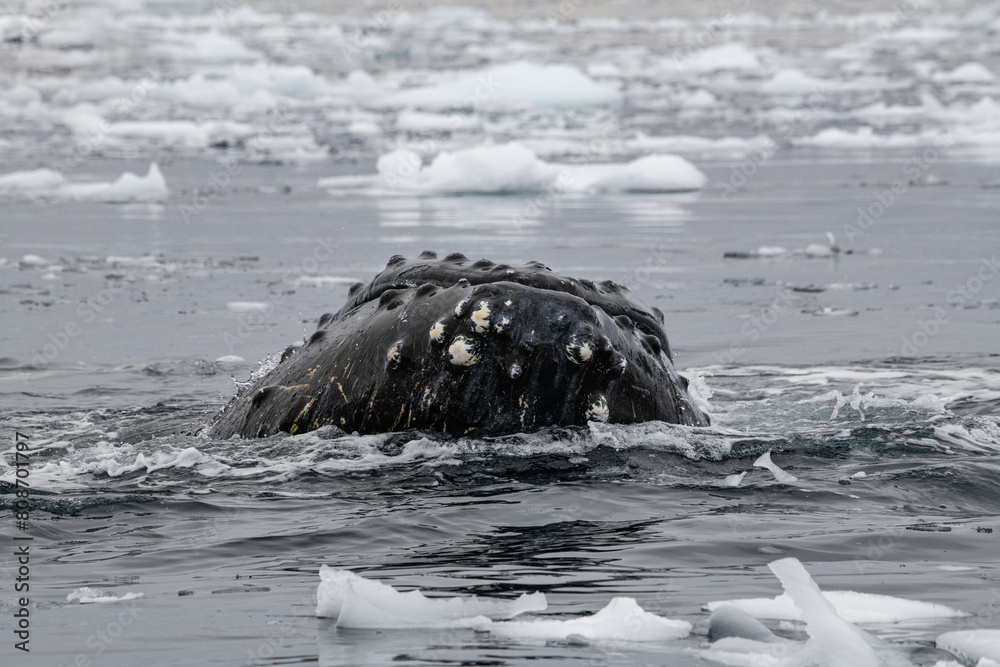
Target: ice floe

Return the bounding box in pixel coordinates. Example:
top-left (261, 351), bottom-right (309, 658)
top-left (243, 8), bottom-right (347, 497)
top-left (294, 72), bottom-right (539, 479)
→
top-left (66, 587), bottom-right (144, 604)
top-left (316, 565), bottom-right (689, 641)
top-left (701, 558), bottom-right (967, 666)
top-left (318, 142), bottom-right (706, 196)
top-left (382, 61), bottom-right (621, 109)
top-left (753, 451), bottom-right (798, 484)
top-left (0, 163), bottom-right (168, 202)
top-left (707, 585), bottom-right (967, 624)
top-left (937, 630), bottom-right (1000, 665)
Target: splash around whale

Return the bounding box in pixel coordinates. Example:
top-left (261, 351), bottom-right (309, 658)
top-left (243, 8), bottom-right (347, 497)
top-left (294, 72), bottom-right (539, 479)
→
top-left (207, 252), bottom-right (709, 439)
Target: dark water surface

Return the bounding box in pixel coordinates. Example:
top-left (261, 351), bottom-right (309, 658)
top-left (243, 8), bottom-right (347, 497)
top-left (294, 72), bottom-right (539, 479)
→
top-left (2, 155), bottom-right (999, 666)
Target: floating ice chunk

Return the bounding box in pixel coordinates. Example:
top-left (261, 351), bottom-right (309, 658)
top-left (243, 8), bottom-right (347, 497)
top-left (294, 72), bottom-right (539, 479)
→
top-left (151, 29), bottom-right (260, 62)
top-left (226, 301), bottom-right (270, 312)
top-left (761, 69), bottom-right (827, 94)
top-left (1, 84), bottom-right (42, 108)
top-left (293, 276), bottom-right (358, 287)
top-left (60, 163), bottom-right (169, 203)
top-left (938, 629), bottom-right (1000, 664)
top-left (795, 127), bottom-right (943, 149)
top-left (578, 154), bottom-right (708, 192)
top-left (215, 355), bottom-right (245, 365)
top-left (709, 604), bottom-right (783, 643)
top-left (722, 472), bottom-right (746, 487)
top-left (753, 451), bottom-right (798, 483)
top-left (0, 163), bottom-right (168, 202)
top-left (67, 587), bottom-right (143, 604)
top-left (383, 61), bottom-right (621, 109)
top-left (20, 254), bottom-right (51, 267)
top-left (769, 558), bottom-right (879, 667)
top-left (707, 588), bottom-right (967, 624)
top-left (316, 565), bottom-right (546, 627)
top-left (396, 110), bottom-right (481, 132)
top-left (0, 169), bottom-right (65, 195)
top-left (678, 43), bottom-right (761, 72)
top-left (485, 597), bottom-right (691, 641)
top-left (757, 246), bottom-right (787, 256)
top-left (320, 143), bottom-right (705, 195)
top-left (625, 133), bottom-right (774, 158)
top-left (934, 62), bottom-right (995, 83)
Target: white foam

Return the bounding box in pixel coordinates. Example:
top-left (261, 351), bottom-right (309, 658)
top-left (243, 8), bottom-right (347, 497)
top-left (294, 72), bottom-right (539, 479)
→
top-left (937, 630), bottom-right (1000, 664)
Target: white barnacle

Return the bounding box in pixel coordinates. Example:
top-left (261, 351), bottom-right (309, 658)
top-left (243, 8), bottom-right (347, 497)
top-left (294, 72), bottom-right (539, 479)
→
top-left (586, 395), bottom-right (609, 423)
top-left (429, 321), bottom-right (446, 342)
top-left (448, 336), bottom-right (478, 366)
top-left (386, 342), bottom-right (402, 368)
top-left (504, 299), bottom-right (512, 306)
top-left (470, 300), bottom-right (491, 334)
top-left (454, 298), bottom-right (469, 318)
top-left (508, 361), bottom-right (522, 379)
top-left (494, 315), bottom-right (511, 334)
top-left (565, 340), bottom-right (593, 364)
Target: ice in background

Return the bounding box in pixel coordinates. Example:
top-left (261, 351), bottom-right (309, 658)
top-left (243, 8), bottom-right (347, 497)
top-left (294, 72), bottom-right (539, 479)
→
top-left (1, 0), bottom-right (1000, 666)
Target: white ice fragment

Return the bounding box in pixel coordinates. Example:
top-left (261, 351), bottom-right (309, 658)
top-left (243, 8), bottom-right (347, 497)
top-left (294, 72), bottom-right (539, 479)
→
top-left (768, 558), bottom-right (879, 667)
top-left (0, 163), bottom-right (168, 203)
top-left (707, 588), bottom-right (967, 624)
top-left (722, 472), bottom-right (746, 487)
top-left (0, 169), bottom-right (65, 195)
top-left (678, 43), bottom-right (761, 72)
top-left (320, 143), bottom-right (706, 196)
top-left (215, 355), bottom-right (245, 365)
top-left (753, 451), bottom-right (798, 483)
top-left (937, 630), bottom-right (1000, 665)
top-left (66, 587), bottom-right (144, 604)
top-left (315, 565), bottom-right (546, 627)
top-left (934, 62), bottom-right (995, 83)
top-left (226, 301), bottom-right (269, 312)
top-left (383, 61), bottom-right (620, 109)
top-left (485, 597), bottom-right (691, 641)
